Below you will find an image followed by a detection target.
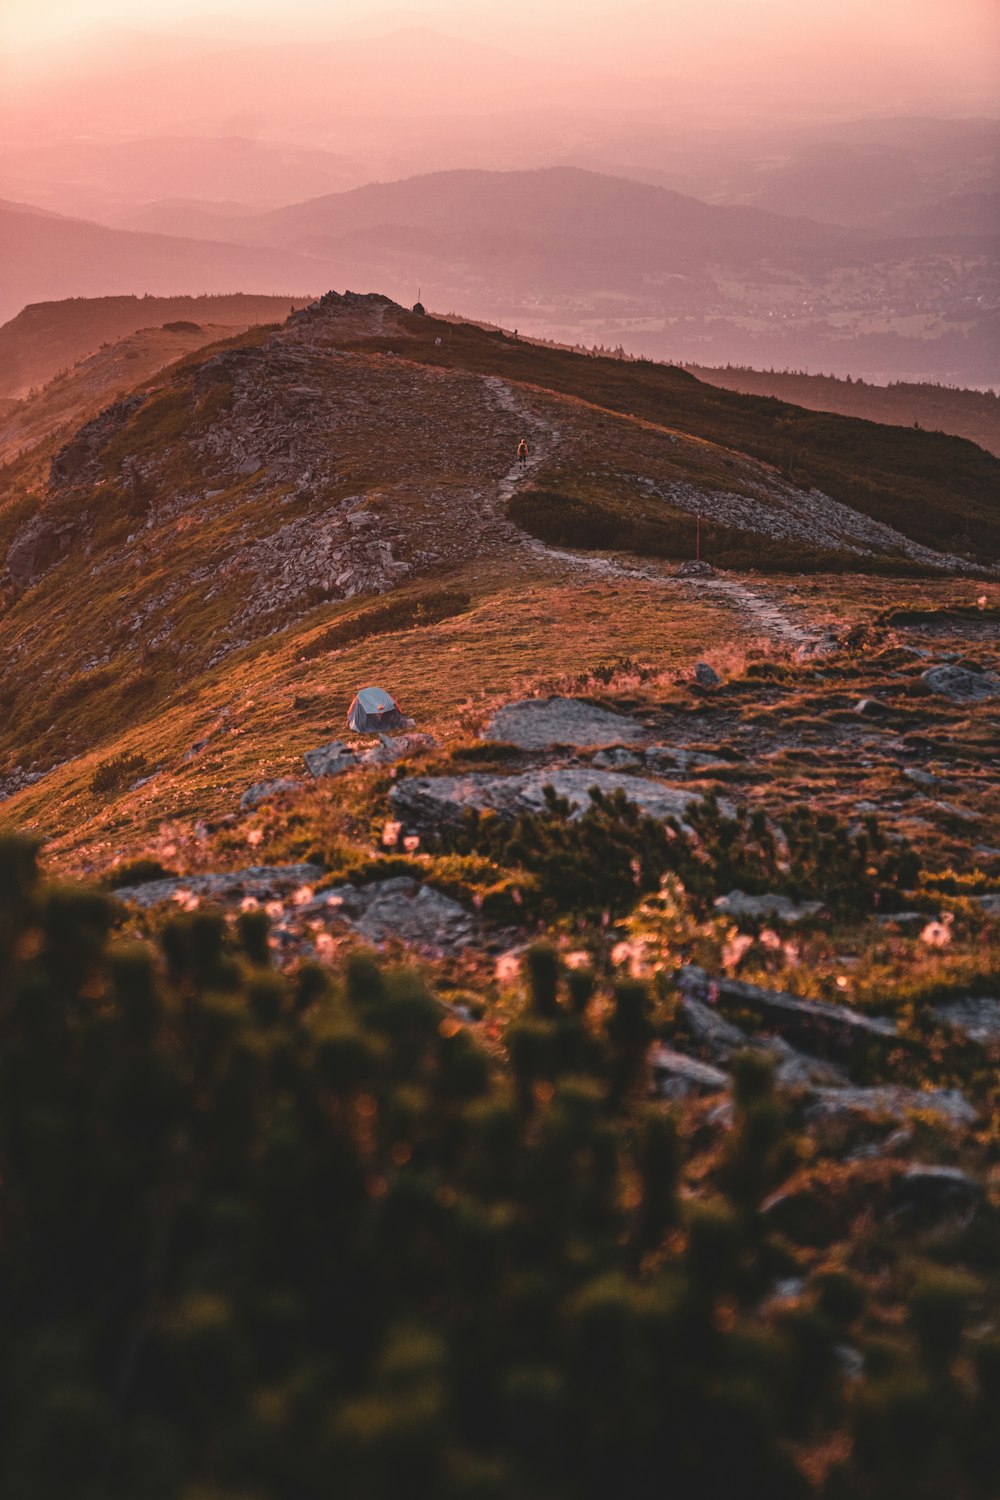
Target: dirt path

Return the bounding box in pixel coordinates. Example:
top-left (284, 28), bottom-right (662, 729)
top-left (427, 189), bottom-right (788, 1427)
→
top-left (481, 375), bottom-right (821, 649)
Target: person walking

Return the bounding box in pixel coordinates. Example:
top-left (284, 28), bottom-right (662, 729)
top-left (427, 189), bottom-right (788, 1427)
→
top-left (517, 437), bottom-right (529, 467)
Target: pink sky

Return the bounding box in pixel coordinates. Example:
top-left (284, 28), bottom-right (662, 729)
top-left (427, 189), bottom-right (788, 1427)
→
top-left (3, 0), bottom-right (998, 117)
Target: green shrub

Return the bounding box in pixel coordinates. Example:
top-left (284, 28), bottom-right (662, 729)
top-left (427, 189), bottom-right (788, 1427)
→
top-left (0, 836), bottom-right (989, 1500)
top-left (88, 750), bottom-right (148, 795)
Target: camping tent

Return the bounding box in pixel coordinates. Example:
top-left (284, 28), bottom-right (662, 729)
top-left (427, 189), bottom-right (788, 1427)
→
top-left (347, 685), bottom-right (413, 735)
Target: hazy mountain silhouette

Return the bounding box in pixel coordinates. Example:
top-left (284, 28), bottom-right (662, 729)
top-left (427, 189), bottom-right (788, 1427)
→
top-left (0, 202), bottom-right (317, 325)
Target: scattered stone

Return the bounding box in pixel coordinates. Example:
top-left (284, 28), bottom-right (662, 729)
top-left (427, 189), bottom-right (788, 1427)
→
top-left (713, 889), bottom-right (823, 923)
top-left (694, 662), bottom-right (720, 688)
top-left (835, 1345), bottom-right (865, 1381)
top-left (392, 769), bottom-right (722, 830)
top-left (976, 893), bottom-right (1000, 917)
top-left (921, 664), bottom-right (1000, 702)
top-left (904, 768), bottom-right (941, 790)
top-left (240, 778), bottom-right (303, 811)
top-left (304, 877), bottom-right (476, 951)
top-left (113, 863), bottom-right (323, 908)
top-left (303, 740), bottom-right (357, 777)
top-left (678, 966), bottom-right (897, 1059)
top-left (358, 732), bottom-right (436, 766)
top-left (483, 698), bottom-right (647, 749)
top-left (931, 996), bottom-right (1000, 1046)
top-left (805, 1086), bottom-right (977, 1129)
top-left (889, 1165), bottom-right (984, 1225)
top-left (677, 559), bottom-right (716, 578)
top-left (592, 746), bottom-right (642, 769)
top-left (650, 1045), bottom-right (729, 1099)
top-left (678, 994), bottom-right (848, 1088)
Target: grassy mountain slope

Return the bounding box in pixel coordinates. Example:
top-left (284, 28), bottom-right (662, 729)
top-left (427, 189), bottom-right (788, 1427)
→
top-left (1, 291), bottom-right (997, 865)
top-left (0, 293), bottom-right (316, 400)
top-left (687, 365), bottom-right (1000, 457)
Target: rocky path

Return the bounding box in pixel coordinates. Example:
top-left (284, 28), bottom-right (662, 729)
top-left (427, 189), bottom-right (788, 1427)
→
top-left (481, 375), bottom-right (821, 649)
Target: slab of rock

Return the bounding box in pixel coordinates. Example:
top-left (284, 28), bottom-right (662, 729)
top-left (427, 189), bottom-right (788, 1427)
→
top-left (713, 890), bottom-right (823, 923)
top-left (392, 769), bottom-right (718, 830)
top-left (931, 996), bottom-right (1000, 1045)
top-left (694, 662), bottom-right (720, 688)
top-left (889, 1165), bottom-right (984, 1224)
top-left (679, 995), bottom-right (848, 1088)
top-left (921, 664), bottom-right (1000, 702)
top-left (592, 747), bottom-right (642, 770)
top-left (677, 559), bottom-right (715, 578)
top-left (358, 732), bottom-right (436, 766)
top-left (482, 698), bottom-right (647, 750)
top-left (805, 1086), bottom-right (977, 1129)
top-left (304, 877), bottom-right (476, 951)
top-left (303, 740), bottom-right (356, 777)
top-left (678, 966), bottom-right (897, 1059)
top-left (114, 863), bottom-right (323, 908)
top-left (240, 777), bottom-right (303, 811)
top-left (650, 1045), bottom-right (729, 1099)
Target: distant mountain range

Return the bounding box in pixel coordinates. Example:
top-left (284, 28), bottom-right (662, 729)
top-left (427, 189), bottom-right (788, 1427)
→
top-left (0, 201), bottom-right (317, 326)
top-left (2, 165), bottom-right (996, 384)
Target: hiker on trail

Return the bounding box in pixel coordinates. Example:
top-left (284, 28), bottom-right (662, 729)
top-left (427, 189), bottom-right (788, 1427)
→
top-left (517, 437), bottom-right (529, 466)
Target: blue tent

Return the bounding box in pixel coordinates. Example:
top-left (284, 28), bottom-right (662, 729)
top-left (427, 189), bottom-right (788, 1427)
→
top-left (347, 685), bottom-right (412, 734)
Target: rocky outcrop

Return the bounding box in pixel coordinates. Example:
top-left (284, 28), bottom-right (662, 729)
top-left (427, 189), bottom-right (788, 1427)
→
top-left (49, 391), bottom-right (148, 489)
top-left (304, 877), bottom-right (476, 951)
top-left (5, 511), bottom-right (85, 591)
top-left (113, 863), bottom-right (323, 907)
top-left (240, 778), bottom-right (304, 811)
top-left (921, 663), bottom-right (1000, 701)
top-left (931, 996), bottom-right (1000, 1045)
top-left (483, 697), bottom-right (648, 749)
top-left (678, 966), bottom-right (897, 1059)
top-left (392, 768), bottom-right (717, 829)
top-left (713, 890), bottom-right (823, 923)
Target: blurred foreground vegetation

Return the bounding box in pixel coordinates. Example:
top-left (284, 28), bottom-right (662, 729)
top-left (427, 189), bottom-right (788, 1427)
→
top-left (0, 836), bottom-right (996, 1499)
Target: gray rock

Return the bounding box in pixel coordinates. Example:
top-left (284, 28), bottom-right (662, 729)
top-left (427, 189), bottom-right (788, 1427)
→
top-left (921, 664), bottom-right (1000, 701)
top-left (304, 877), bottom-right (476, 951)
top-left (713, 889), bottom-right (823, 923)
top-left (678, 966), bottom-right (897, 1058)
top-left (677, 559), bottom-right (716, 578)
top-left (357, 732), bottom-right (436, 766)
top-left (114, 863), bottom-right (323, 908)
top-left (592, 746), bottom-right (642, 769)
top-left (890, 1165), bottom-right (984, 1224)
top-left (240, 778), bottom-right (303, 811)
top-left (650, 1045), bottom-right (729, 1099)
top-left (679, 994), bottom-right (847, 1088)
top-left (904, 768), bottom-right (940, 790)
top-left (483, 697), bottom-right (647, 750)
top-left (391, 769), bottom-right (721, 830)
top-left (694, 662), bottom-right (720, 688)
top-left (303, 740), bottom-right (357, 777)
top-left (976, 893), bottom-right (1000, 916)
top-left (6, 512), bottom-right (82, 590)
top-left (835, 1345), bottom-right (865, 1381)
top-left (805, 1086), bottom-right (977, 1129)
top-left (932, 996), bottom-right (1000, 1045)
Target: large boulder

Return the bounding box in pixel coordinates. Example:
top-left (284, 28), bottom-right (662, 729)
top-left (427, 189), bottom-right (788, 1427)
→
top-left (921, 664), bottom-right (1000, 702)
top-left (482, 697), bottom-right (647, 750)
